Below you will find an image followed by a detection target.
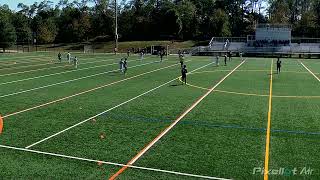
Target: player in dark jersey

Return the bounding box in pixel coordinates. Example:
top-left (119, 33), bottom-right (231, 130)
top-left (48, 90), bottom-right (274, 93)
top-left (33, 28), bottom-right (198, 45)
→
top-left (228, 51), bottom-right (232, 61)
top-left (123, 58), bottom-right (128, 75)
top-left (181, 65), bottom-right (187, 84)
top-left (127, 49), bottom-right (130, 57)
top-left (276, 57), bottom-right (282, 74)
top-left (224, 53), bottom-right (227, 66)
top-left (58, 52), bottom-right (62, 63)
top-left (160, 50), bottom-right (164, 62)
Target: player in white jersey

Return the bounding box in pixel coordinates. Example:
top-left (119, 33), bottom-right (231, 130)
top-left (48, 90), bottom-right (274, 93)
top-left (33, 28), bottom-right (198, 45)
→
top-left (67, 52), bottom-right (71, 63)
top-left (73, 56), bottom-right (79, 69)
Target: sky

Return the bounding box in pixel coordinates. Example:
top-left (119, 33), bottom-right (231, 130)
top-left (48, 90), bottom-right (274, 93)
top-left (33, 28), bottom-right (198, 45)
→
top-left (0, 0), bottom-right (61, 11)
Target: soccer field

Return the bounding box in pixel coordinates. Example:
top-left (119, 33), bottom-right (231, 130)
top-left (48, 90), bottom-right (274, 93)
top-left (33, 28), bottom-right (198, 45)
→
top-left (0, 52), bottom-right (319, 180)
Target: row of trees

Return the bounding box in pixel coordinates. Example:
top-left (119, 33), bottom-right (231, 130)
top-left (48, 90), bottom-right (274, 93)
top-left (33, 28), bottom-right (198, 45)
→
top-left (0, 0), bottom-right (320, 50)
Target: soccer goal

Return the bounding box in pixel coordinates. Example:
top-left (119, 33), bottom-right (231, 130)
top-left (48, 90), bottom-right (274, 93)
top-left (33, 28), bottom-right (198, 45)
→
top-left (83, 44), bottom-right (94, 53)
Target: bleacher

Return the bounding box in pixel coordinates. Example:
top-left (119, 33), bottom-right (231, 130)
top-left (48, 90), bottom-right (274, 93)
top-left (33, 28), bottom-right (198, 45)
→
top-left (191, 24), bottom-right (320, 56)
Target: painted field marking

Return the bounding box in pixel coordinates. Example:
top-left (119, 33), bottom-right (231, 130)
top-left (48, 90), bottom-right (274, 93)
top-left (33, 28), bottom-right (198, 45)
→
top-left (0, 144), bottom-right (230, 180)
top-left (181, 69), bottom-right (320, 99)
top-left (263, 60), bottom-right (273, 180)
top-left (0, 57), bottom-right (51, 66)
top-left (0, 56), bottom-right (123, 77)
top-left (0, 61), bottom-right (156, 99)
top-left (0, 62), bottom-right (120, 86)
top-left (0, 56), bottom-right (149, 86)
top-left (109, 60), bottom-right (246, 179)
top-left (301, 62), bottom-right (320, 82)
top-left (3, 60), bottom-right (193, 118)
top-left (24, 62), bottom-right (213, 149)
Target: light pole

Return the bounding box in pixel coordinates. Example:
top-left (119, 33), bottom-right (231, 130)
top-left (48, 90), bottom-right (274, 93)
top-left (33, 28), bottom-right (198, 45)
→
top-left (115, 0), bottom-right (118, 55)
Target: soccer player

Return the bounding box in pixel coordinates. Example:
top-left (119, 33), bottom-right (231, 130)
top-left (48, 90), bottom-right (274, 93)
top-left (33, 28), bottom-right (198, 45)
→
top-left (240, 52), bottom-right (243, 61)
top-left (119, 58), bottom-right (124, 72)
top-left (127, 49), bottom-right (130, 57)
top-left (215, 55), bottom-right (219, 66)
top-left (181, 65), bottom-right (187, 84)
top-left (67, 52), bottom-right (71, 63)
top-left (276, 57), bottom-right (282, 74)
top-left (140, 51), bottom-right (144, 61)
top-left (73, 56), bottom-right (79, 69)
top-left (123, 58), bottom-right (128, 75)
top-left (224, 54), bottom-right (227, 66)
top-left (228, 51), bottom-right (232, 61)
top-left (58, 52), bottom-right (62, 63)
top-left (179, 53), bottom-right (184, 68)
top-left (160, 50), bottom-right (164, 62)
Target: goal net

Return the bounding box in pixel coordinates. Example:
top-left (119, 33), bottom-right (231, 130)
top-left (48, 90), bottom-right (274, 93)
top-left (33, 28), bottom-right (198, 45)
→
top-left (83, 44), bottom-right (94, 53)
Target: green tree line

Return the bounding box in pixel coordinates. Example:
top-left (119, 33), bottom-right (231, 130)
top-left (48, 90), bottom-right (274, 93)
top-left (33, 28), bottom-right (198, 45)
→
top-left (0, 0), bottom-right (320, 50)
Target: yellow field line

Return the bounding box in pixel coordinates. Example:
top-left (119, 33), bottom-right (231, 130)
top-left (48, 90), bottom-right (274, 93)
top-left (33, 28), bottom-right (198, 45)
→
top-left (264, 59), bottom-right (273, 180)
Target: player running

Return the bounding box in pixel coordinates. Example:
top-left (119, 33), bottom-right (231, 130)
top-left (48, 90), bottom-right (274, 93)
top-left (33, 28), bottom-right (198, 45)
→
top-left (240, 52), bottom-right (243, 61)
top-left (181, 65), bottom-right (187, 85)
top-left (127, 49), bottom-right (130, 57)
top-left (224, 54), bottom-right (227, 66)
top-left (73, 56), bottom-right (79, 69)
top-left (276, 57), bottom-right (282, 74)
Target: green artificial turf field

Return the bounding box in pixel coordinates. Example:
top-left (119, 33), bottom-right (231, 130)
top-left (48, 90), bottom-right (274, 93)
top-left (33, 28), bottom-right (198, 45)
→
top-left (0, 52), bottom-right (319, 180)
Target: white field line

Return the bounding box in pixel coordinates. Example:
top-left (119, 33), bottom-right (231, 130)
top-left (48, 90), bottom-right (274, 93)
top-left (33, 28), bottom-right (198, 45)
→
top-left (111, 60), bottom-right (246, 177)
top-left (301, 62), bottom-right (320, 82)
top-left (0, 56), bottom-right (137, 77)
top-left (0, 144), bottom-right (231, 180)
top-left (0, 61), bottom-right (54, 70)
top-left (0, 58), bottom-right (145, 86)
top-left (0, 55), bottom-right (112, 66)
top-left (0, 54), bottom-right (48, 61)
top-left (0, 61), bottom-right (156, 99)
top-left (3, 60), bottom-right (189, 118)
top-left (0, 57), bottom-right (51, 65)
top-left (24, 62), bottom-right (213, 149)
top-left (0, 56), bottom-right (119, 72)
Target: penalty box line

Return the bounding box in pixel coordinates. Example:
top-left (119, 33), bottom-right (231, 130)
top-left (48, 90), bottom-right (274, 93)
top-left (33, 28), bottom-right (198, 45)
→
top-left (109, 60), bottom-right (246, 179)
top-left (24, 62), bottom-right (213, 149)
top-left (3, 60), bottom-right (190, 118)
top-left (0, 144), bottom-right (230, 180)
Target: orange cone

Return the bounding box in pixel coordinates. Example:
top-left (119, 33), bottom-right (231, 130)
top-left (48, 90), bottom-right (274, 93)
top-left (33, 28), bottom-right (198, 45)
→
top-left (0, 115), bottom-right (3, 134)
